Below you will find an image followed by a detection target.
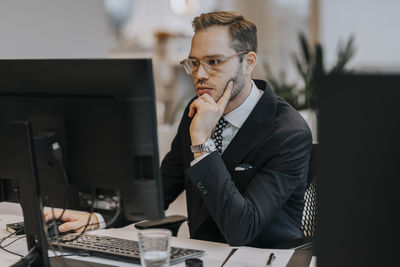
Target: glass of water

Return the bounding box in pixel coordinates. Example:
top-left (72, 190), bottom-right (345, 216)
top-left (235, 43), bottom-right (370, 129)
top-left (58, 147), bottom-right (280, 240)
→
top-left (138, 228), bottom-right (172, 267)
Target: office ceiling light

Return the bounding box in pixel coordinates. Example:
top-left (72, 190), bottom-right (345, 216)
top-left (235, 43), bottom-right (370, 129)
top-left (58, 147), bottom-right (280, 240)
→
top-left (169, 0), bottom-right (189, 15)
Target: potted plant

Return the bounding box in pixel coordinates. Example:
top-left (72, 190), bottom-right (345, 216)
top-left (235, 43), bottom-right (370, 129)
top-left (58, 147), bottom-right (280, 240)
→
top-left (263, 32), bottom-right (356, 141)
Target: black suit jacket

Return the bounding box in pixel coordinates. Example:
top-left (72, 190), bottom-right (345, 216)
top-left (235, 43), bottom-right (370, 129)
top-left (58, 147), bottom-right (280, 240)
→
top-left (161, 80), bottom-right (312, 248)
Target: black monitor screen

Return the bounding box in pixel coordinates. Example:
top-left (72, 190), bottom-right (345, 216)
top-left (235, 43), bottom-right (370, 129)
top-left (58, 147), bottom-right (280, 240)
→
top-left (0, 59), bottom-right (164, 222)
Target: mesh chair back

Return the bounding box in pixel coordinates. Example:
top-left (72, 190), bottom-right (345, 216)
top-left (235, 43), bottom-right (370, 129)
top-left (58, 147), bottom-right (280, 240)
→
top-left (301, 144), bottom-right (318, 237)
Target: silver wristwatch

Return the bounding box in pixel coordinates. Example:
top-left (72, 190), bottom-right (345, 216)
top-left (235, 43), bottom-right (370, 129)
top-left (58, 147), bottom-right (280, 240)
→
top-left (190, 138), bottom-right (217, 153)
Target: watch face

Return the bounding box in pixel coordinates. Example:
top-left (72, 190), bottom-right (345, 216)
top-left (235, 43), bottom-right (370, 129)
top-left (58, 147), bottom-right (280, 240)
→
top-left (204, 139), bottom-right (216, 151)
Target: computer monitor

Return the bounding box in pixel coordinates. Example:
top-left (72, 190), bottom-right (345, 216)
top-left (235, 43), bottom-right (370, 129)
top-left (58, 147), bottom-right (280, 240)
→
top-left (0, 59), bottom-right (164, 265)
top-left (317, 73), bottom-right (400, 267)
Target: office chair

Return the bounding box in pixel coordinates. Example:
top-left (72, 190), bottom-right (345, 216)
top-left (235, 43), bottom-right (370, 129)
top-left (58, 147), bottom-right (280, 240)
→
top-left (275, 143), bottom-right (318, 251)
top-left (302, 143), bottom-right (318, 237)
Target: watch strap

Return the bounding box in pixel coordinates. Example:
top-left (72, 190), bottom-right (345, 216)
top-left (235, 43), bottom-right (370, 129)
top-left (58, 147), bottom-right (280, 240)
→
top-left (190, 138), bottom-right (216, 153)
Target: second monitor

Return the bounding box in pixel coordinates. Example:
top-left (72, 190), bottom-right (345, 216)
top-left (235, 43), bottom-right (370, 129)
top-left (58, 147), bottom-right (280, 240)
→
top-left (0, 58), bottom-right (164, 222)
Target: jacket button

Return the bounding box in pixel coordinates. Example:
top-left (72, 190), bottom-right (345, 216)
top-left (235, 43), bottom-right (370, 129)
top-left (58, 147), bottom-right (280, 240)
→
top-left (196, 182), bottom-right (207, 196)
top-left (196, 181), bottom-right (203, 189)
top-left (200, 189), bottom-right (207, 196)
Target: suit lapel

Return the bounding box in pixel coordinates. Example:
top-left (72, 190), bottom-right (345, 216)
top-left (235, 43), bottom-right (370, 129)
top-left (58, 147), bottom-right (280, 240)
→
top-left (222, 81), bottom-right (277, 174)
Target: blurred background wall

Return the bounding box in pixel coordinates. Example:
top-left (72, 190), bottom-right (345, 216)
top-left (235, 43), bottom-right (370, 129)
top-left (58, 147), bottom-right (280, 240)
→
top-left (321, 0), bottom-right (400, 71)
top-left (0, 0), bottom-right (108, 58)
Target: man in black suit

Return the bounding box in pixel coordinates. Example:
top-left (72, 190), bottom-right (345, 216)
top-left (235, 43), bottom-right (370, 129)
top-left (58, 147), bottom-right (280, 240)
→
top-left (46, 11), bottom-right (312, 248)
top-left (160, 11), bottom-right (312, 248)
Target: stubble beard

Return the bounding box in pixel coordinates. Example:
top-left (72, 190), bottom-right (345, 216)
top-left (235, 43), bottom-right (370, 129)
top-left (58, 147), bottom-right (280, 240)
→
top-left (228, 63), bottom-right (246, 101)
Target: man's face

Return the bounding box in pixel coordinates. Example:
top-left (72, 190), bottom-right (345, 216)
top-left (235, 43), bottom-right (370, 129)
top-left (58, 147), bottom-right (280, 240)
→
top-left (189, 25), bottom-right (245, 102)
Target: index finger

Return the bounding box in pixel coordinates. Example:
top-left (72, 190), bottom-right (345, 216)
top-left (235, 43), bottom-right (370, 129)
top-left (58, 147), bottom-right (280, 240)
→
top-left (217, 80), bottom-right (233, 109)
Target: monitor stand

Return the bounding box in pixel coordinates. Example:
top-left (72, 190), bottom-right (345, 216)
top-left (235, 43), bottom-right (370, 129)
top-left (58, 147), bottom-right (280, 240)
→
top-left (12, 121), bottom-right (117, 267)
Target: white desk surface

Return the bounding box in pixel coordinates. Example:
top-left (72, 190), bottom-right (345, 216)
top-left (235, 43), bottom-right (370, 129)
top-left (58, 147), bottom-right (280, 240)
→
top-left (0, 202), bottom-right (316, 267)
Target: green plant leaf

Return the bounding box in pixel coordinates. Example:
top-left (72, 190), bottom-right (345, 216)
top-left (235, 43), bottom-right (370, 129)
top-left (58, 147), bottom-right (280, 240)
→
top-left (299, 32), bottom-right (311, 64)
top-left (262, 32), bottom-right (356, 111)
top-left (291, 53), bottom-right (306, 80)
top-left (331, 35), bottom-right (355, 73)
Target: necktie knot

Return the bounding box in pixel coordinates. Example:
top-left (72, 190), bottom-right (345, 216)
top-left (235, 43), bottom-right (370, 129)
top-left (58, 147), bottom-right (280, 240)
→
top-left (211, 117), bottom-right (228, 154)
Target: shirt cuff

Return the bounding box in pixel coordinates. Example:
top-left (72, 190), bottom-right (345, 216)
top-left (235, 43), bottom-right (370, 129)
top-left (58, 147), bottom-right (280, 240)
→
top-left (93, 212), bottom-right (106, 229)
top-left (190, 152), bottom-right (211, 166)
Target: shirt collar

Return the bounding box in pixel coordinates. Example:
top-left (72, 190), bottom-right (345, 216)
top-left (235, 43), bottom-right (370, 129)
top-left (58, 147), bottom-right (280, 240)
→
top-left (224, 80), bottom-right (263, 128)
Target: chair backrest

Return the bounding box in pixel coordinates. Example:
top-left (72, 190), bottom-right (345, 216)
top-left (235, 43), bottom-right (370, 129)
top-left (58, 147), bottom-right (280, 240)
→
top-left (301, 143), bottom-right (318, 237)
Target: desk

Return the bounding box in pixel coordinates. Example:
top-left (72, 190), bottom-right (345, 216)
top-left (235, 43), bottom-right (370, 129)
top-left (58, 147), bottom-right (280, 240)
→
top-left (0, 203), bottom-right (316, 266)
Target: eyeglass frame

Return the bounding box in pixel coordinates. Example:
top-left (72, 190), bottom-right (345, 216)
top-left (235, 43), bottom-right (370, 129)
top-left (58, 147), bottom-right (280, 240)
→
top-left (180, 51), bottom-right (249, 75)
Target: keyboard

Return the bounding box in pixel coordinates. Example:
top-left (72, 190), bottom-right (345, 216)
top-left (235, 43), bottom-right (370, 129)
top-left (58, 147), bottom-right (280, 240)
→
top-left (48, 233), bottom-right (205, 264)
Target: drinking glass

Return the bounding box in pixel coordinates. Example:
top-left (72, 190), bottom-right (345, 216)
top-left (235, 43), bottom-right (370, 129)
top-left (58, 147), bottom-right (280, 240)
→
top-left (138, 228), bottom-right (172, 267)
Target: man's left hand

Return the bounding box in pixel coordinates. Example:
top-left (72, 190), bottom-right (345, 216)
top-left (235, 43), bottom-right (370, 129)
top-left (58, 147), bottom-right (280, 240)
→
top-left (43, 209), bottom-right (99, 233)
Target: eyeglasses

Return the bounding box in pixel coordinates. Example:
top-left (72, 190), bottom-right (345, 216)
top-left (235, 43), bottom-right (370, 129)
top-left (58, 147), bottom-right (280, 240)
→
top-left (180, 51), bottom-right (248, 75)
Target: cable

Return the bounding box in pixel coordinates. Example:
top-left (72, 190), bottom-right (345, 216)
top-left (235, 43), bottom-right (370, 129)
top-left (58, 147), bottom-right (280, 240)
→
top-left (0, 231), bottom-right (24, 257)
top-left (45, 141), bottom-right (96, 247)
top-left (64, 188), bottom-right (96, 243)
top-left (41, 141), bottom-right (71, 257)
top-left (51, 142), bottom-right (98, 236)
top-left (49, 191), bottom-right (97, 245)
top-left (49, 142), bottom-right (117, 244)
top-left (40, 141), bottom-right (70, 263)
top-left (47, 207), bottom-right (66, 259)
top-left (1, 235), bottom-right (26, 249)
top-left (51, 142), bottom-right (70, 222)
top-left (10, 245), bottom-right (39, 267)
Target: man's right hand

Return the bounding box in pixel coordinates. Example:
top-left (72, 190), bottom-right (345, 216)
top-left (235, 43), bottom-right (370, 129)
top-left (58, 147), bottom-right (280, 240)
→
top-left (188, 80), bottom-right (233, 150)
top-left (43, 209), bottom-right (99, 233)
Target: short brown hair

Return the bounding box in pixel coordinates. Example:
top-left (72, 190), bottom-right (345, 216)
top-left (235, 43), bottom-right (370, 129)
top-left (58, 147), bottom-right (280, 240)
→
top-left (192, 11), bottom-right (257, 54)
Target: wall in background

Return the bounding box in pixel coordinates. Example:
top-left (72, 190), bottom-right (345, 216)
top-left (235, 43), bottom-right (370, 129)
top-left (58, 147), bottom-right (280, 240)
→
top-left (233, 0), bottom-right (310, 83)
top-left (320, 0), bottom-right (400, 71)
top-left (119, 0), bottom-right (311, 82)
top-left (0, 0), bottom-right (108, 59)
